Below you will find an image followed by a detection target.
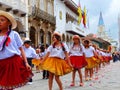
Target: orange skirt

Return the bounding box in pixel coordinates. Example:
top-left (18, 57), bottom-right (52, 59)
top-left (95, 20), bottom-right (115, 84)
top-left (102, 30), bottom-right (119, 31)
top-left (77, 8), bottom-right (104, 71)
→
top-left (85, 57), bottom-right (97, 69)
top-left (32, 59), bottom-right (41, 66)
top-left (93, 56), bottom-right (101, 64)
top-left (41, 57), bottom-right (72, 76)
top-left (0, 55), bottom-right (33, 89)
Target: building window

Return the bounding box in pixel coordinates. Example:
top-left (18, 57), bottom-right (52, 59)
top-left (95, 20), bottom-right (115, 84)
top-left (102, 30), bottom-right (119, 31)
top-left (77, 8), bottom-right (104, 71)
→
top-left (39, 29), bottom-right (44, 44)
top-left (47, 1), bottom-right (52, 15)
top-left (40, 0), bottom-right (44, 11)
top-left (62, 34), bottom-right (65, 42)
top-left (46, 31), bottom-right (51, 45)
top-left (29, 0), bottom-right (36, 6)
top-left (30, 26), bottom-right (36, 45)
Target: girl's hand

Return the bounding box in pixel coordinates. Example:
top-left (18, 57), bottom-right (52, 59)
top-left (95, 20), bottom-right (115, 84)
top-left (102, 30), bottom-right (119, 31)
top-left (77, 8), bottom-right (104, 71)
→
top-left (69, 62), bottom-right (73, 68)
top-left (25, 63), bottom-right (31, 70)
top-left (65, 58), bottom-right (73, 67)
top-left (40, 60), bottom-right (44, 64)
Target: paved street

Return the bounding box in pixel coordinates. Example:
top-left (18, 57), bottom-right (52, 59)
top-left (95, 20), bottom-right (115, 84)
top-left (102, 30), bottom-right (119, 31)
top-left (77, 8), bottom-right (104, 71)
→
top-left (16, 61), bottom-right (120, 90)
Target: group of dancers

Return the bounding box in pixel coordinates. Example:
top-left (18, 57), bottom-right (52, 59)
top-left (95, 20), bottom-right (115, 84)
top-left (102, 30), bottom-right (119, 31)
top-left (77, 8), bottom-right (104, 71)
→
top-left (0, 10), bottom-right (112, 90)
top-left (31, 32), bottom-right (112, 90)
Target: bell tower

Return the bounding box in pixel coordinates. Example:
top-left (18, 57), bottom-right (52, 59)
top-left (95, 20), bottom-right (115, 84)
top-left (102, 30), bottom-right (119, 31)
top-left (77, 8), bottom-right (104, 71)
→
top-left (97, 12), bottom-right (105, 38)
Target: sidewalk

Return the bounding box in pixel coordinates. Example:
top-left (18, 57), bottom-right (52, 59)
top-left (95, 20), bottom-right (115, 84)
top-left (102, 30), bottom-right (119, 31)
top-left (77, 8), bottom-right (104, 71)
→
top-left (16, 61), bottom-right (120, 90)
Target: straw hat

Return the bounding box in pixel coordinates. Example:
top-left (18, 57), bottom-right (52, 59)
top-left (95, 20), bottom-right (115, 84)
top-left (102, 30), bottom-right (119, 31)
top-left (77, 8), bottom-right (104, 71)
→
top-left (0, 10), bottom-right (17, 29)
top-left (72, 35), bottom-right (80, 40)
top-left (53, 31), bottom-right (62, 37)
top-left (24, 38), bottom-right (31, 44)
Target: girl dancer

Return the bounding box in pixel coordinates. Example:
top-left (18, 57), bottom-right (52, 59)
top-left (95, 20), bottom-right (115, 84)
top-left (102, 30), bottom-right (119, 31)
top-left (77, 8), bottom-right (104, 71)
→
top-left (83, 40), bottom-right (96, 81)
top-left (41, 32), bottom-right (72, 90)
top-left (0, 10), bottom-right (32, 90)
top-left (69, 35), bottom-right (87, 86)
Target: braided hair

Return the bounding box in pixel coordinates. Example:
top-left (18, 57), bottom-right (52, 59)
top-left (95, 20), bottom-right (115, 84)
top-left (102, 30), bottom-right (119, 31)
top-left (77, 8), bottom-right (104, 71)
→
top-left (1, 25), bottom-right (11, 51)
top-left (52, 34), bottom-right (66, 52)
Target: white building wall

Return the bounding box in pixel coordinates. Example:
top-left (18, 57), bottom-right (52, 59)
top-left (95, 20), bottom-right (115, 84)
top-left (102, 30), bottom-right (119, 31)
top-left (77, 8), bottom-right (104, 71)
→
top-left (54, 0), bottom-right (66, 34)
top-left (54, 0), bottom-right (87, 37)
top-left (0, 0), bottom-right (28, 39)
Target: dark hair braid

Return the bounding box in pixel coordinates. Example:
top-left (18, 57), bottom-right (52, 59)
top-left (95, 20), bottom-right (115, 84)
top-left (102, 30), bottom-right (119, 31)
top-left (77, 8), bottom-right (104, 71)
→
top-left (60, 42), bottom-right (66, 51)
top-left (52, 42), bottom-right (66, 52)
top-left (1, 26), bottom-right (11, 51)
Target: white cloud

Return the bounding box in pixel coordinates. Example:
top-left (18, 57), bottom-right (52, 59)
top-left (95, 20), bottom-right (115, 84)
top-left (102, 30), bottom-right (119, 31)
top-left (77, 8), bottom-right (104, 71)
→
top-left (104, 0), bottom-right (120, 41)
top-left (73, 0), bottom-right (120, 42)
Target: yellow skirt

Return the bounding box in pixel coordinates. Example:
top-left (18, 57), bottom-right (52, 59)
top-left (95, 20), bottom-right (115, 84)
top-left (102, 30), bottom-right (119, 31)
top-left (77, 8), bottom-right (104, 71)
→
top-left (41, 57), bottom-right (72, 76)
top-left (32, 59), bottom-right (41, 66)
top-left (93, 56), bottom-right (101, 64)
top-left (85, 57), bottom-right (97, 69)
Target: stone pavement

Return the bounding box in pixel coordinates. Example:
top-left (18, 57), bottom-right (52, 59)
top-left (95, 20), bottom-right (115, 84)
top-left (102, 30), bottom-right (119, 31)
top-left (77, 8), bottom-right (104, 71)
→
top-left (16, 61), bottom-right (120, 90)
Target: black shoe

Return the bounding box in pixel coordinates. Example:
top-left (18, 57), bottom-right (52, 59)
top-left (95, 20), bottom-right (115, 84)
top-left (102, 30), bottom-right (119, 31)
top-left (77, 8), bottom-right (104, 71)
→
top-left (42, 77), bottom-right (45, 79)
top-left (45, 77), bottom-right (49, 79)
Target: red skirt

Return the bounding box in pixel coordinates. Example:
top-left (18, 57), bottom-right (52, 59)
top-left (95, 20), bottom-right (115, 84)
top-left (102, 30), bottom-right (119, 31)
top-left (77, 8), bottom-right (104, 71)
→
top-left (70, 56), bottom-right (88, 69)
top-left (0, 55), bottom-right (33, 90)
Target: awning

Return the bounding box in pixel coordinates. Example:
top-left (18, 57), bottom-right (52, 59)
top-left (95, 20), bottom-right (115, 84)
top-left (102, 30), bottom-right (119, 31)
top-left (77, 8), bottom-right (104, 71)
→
top-left (66, 31), bottom-right (85, 37)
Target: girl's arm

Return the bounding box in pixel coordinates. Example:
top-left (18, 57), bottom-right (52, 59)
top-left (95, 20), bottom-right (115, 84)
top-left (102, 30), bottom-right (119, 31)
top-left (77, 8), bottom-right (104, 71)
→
top-left (64, 51), bottom-right (72, 67)
top-left (83, 52), bottom-right (86, 58)
top-left (19, 47), bottom-right (31, 70)
top-left (41, 52), bottom-right (50, 63)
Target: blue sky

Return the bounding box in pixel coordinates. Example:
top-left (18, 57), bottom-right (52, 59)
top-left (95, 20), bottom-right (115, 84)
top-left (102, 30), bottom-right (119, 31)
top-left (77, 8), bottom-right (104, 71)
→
top-left (72, 0), bottom-right (120, 43)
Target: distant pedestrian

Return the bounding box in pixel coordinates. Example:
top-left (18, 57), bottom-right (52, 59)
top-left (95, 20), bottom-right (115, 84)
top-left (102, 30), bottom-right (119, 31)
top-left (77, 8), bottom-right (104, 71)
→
top-left (112, 52), bottom-right (119, 62)
top-left (0, 10), bottom-right (32, 90)
top-left (42, 44), bottom-right (49, 79)
top-left (32, 48), bottom-right (41, 73)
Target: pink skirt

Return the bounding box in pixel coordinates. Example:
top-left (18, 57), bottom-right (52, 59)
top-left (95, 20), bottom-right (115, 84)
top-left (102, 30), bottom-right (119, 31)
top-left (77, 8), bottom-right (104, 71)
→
top-left (0, 55), bottom-right (33, 90)
top-left (70, 56), bottom-right (88, 69)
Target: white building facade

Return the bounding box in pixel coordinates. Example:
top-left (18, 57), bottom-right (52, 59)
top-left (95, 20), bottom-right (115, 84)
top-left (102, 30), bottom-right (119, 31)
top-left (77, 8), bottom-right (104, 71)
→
top-left (54, 0), bottom-right (86, 46)
top-left (28, 0), bottom-right (55, 47)
top-left (0, 0), bottom-right (28, 40)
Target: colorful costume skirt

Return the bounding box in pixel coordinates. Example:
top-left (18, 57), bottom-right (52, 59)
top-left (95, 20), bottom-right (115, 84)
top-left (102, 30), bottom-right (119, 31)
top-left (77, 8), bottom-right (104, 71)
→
top-left (108, 56), bottom-right (112, 61)
top-left (32, 59), bottom-right (41, 66)
top-left (85, 57), bottom-right (97, 69)
top-left (70, 56), bottom-right (87, 69)
top-left (0, 55), bottom-right (33, 90)
top-left (41, 57), bottom-right (72, 76)
top-left (93, 56), bottom-right (101, 64)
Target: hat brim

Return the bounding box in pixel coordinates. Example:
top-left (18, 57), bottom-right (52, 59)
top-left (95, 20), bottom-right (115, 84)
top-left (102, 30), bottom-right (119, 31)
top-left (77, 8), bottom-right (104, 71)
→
top-left (72, 35), bottom-right (80, 40)
top-left (24, 40), bottom-right (31, 44)
top-left (53, 32), bottom-right (61, 37)
top-left (0, 10), bottom-right (17, 29)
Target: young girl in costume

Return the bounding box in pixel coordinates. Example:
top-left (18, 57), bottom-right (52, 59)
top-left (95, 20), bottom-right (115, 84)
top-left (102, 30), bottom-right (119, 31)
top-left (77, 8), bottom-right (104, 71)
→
top-left (41, 32), bottom-right (72, 90)
top-left (32, 48), bottom-right (41, 73)
top-left (0, 10), bottom-right (32, 90)
top-left (83, 40), bottom-right (97, 81)
top-left (42, 44), bottom-right (49, 79)
top-left (69, 35), bottom-right (87, 86)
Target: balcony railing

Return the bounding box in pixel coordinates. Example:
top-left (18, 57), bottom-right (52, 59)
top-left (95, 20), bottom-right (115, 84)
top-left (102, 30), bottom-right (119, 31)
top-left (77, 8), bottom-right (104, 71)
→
top-left (66, 21), bottom-right (85, 36)
top-left (30, 6), bottom-right (56, 25)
